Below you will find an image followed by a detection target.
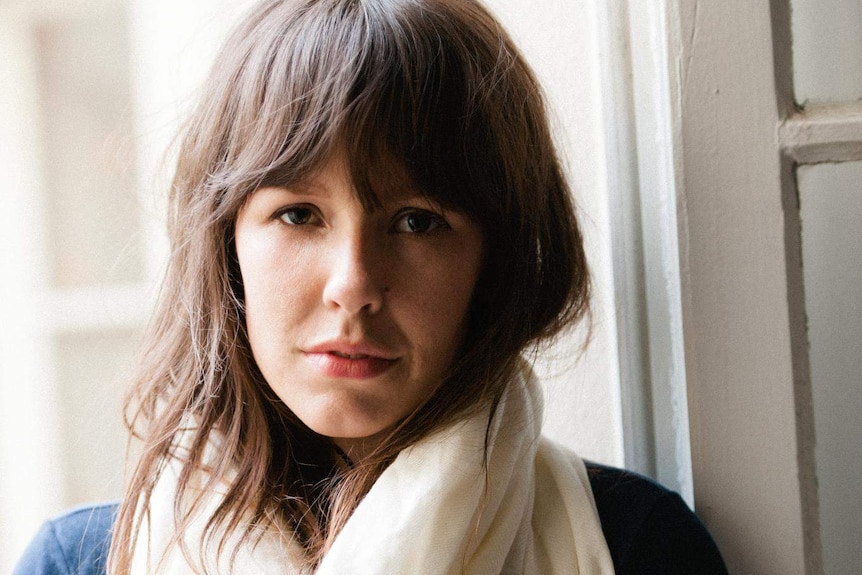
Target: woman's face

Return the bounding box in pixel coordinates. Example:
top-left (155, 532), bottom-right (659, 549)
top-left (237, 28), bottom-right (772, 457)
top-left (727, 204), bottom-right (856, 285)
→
top-left (234, 153), bottom-right (484, 459)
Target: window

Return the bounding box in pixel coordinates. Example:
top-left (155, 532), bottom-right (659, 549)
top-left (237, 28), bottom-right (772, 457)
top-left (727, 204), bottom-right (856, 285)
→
top-left (664, 0), bottom-right (862, 572)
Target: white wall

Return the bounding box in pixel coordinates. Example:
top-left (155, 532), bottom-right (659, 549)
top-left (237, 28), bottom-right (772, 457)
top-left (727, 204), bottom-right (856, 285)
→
top-left (483, 0), bottom-right (623, 466)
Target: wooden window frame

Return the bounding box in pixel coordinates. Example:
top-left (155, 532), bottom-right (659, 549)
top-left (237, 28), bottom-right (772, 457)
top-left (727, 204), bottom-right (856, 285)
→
top-left (659, 0), bottom-right (862, 573)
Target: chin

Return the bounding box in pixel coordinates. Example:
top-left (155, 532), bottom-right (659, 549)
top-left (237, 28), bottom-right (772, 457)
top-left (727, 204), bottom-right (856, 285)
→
top-left (298, 401), bottom-right (398, 445)
top-left (315, 421), bottom-right (389, 442)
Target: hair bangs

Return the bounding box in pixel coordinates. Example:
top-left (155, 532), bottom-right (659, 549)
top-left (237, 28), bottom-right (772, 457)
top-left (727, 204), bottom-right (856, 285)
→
top-left (198, 0), bottom-right (377, 213)
top-left (338, 0), bottom-right (493, 218)
top-left (206, 0), bottom-right (497, 219)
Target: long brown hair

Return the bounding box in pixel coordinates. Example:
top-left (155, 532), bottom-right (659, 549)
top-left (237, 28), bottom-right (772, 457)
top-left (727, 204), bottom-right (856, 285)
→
top-left (109, 0), bottom-right (590, 572)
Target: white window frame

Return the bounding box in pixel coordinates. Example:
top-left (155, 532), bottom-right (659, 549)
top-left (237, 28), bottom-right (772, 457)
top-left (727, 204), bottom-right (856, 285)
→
top-left (669, 1), bottom-right (819, 572)
top-left (598, 0), bottom-right (695, 505)
top-left (646, 1), bottom-right (862, 573)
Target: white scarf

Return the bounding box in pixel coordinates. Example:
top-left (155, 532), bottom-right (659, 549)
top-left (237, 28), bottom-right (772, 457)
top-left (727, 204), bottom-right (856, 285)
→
top-left (130, 368), bottom-right (615, 574)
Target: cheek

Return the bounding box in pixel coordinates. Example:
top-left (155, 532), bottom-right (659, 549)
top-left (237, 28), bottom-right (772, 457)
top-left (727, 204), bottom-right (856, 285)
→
top-left (240, 246), bottom-right (281, 324)
top-left (239, 228), bottom-right (319, 304)
top-left (236, 237), bottom-right (317, 366)
top-left (398, 243), bottom-right (483, 369)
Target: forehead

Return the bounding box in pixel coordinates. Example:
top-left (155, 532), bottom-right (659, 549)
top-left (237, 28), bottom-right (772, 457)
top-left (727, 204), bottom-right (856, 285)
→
top-left (291, 151), bottom-right (427, 206)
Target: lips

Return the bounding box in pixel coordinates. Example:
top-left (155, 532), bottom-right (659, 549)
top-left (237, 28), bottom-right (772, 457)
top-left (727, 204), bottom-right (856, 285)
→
top-left (304, 341), bottom-right (398, 379)
top-left (330, 351), bottom-right (373, 360)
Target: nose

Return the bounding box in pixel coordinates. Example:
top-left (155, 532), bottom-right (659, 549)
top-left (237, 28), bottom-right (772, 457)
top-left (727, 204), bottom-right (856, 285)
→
top-left (321, 228), bottom-right (387, 315)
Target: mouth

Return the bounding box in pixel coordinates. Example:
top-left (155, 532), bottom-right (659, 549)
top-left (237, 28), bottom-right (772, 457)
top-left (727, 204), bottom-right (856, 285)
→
top-left (304, 341), bottom-right (399, 379)
top-left (330, 351), bottom-right (374, 360)
top-left (305, 340), bottom-right (398, 361)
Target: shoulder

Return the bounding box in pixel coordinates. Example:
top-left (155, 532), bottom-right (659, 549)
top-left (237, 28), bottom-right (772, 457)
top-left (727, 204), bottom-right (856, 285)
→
top-left (585, 462), bottom-right (728, 575)
top-left (13, 502), bottom-right (117, 575)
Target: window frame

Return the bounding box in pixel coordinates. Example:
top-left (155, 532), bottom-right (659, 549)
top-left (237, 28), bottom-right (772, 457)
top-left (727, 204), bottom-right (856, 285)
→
top-left (654, 0), bottom-right (862, 572)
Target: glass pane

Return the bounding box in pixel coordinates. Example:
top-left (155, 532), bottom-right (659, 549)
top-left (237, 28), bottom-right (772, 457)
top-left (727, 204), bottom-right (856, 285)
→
top-left (53, 329), bottom-right (140, 506)
top-left (798, 162), bottom-right (862, 574)
top-left (34, 6), bottom-right (143, 287)
top-left (792, 0), bottom-right (862, 104)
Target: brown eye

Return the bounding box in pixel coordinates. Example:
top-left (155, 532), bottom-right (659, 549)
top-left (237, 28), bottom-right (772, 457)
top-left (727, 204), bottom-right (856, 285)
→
top-left (393, 209), bottom-right (449, 234)
top-left (278, 206), bottom-right (316, 225)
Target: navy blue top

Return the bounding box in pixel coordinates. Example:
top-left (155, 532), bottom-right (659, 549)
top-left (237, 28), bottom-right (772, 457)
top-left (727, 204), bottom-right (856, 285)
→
top-left (14, 463), bottom-right (727, 574)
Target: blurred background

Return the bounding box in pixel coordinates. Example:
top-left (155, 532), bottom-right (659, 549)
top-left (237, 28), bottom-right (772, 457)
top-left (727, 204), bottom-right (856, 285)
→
top-left (0, 0), bottom-right (260, 568)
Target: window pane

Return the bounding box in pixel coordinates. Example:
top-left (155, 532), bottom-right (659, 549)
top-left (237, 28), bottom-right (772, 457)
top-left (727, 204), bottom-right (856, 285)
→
top-left (34, 5), bottom-right (143, 287)
top-left (52, 329), bottom-right (139, 506)
top-left (798, 162), bottom-right (862, 573)
top-left (792, 0), bottom-right (862, 104)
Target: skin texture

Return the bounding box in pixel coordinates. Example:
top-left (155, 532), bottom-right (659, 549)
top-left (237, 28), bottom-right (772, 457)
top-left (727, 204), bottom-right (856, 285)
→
top-left (234, 154), bottom-right (484, 460)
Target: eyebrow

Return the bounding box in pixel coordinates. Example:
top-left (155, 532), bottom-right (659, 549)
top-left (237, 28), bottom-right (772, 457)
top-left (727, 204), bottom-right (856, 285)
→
top-left (256, 170), bottom-right (445, 213)
top-left (257, 180), bottom-right (330, 198)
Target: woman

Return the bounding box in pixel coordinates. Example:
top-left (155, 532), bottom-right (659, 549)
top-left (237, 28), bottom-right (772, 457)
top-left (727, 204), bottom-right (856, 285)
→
top-left (16, 0), bottom-right (727, 573)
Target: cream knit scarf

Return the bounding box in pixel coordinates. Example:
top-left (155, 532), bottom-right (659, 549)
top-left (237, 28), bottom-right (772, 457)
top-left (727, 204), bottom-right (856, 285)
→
top-left (130, 368), bottom-right (615, 574)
